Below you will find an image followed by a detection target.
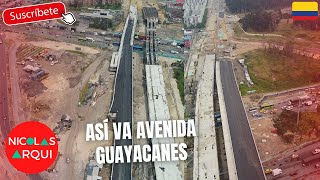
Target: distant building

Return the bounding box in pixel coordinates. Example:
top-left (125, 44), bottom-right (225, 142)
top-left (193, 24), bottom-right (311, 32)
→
top-left (166, 2), bottom-right (184, 22)
top-left (183, 0), bottom-right (207, 27)
top-left (69, 0), bottom-right (122, 7)
top-left (103, 0), bottom-right (121, 4)
top-left (0, 0), bottom-right (23, 8)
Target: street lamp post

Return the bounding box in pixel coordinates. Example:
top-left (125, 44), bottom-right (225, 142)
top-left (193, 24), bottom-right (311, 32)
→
top-left (297, 91), bottom-right (302, 126)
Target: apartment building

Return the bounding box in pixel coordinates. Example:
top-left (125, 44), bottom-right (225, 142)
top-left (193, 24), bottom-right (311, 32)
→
top-left (183, 0), bottom-right (207, 27)
top-left (69, 0), bottom-right (122, 7)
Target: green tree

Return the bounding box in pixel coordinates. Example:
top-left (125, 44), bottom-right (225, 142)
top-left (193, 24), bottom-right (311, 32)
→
top-left (225, 0), bottom-right (291, 13)
top-left (89, 19), bottom-right (113, 30)
top-left (240, 11), bottom-right (280, 32)
top-left (273, 110), bottom-right (298, 135)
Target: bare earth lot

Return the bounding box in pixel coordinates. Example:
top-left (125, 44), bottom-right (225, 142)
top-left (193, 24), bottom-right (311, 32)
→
top-left (5, 32), bottom-right (115, 179)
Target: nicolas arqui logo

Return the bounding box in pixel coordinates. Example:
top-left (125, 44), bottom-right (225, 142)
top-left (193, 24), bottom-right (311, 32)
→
top-left (5, 121), bottom-right (58, 174)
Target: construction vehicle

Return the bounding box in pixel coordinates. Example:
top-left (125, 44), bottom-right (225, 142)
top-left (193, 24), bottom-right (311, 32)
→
top-left (264, 168), bottom-right (272, 175)
top-left (30, 69), bottom-right (48, 81)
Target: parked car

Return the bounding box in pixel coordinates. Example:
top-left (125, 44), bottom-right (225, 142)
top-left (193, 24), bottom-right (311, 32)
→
top-left (286, 106), bottom-right (293, 110)
top-left (252, 112), bottom-right (262, 117)
top-left (312, 148), bottom-right (320, 155)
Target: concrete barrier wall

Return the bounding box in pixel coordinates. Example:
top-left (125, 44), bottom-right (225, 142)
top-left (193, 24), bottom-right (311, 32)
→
top-left (216, 61), bottom-right (238, 180)
top-left (230, 62), bottom-right (266, 180)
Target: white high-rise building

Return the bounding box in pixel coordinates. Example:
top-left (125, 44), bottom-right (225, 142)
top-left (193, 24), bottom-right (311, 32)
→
top-left (183, 0), bottom-right (207, 27)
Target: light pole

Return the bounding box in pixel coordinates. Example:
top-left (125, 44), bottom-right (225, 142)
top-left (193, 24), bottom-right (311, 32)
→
top-left (297, 91), bottom-right (303, 126)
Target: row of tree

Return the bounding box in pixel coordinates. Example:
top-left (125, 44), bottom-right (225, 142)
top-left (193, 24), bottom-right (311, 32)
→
top-left (274, 108), bottom-right (320, 143)
top-left (89, 19), bottom-right (113, 30)
top-left (225, 0), bottom-right (291, 13)
top-left (239, 11), bottom-right (281, 32)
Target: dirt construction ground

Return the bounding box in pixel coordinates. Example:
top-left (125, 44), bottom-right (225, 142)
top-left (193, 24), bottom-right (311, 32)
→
top-left (5, 32), bottom-right (116, 179)
top-left (250, 118), bottom-right (296, 161)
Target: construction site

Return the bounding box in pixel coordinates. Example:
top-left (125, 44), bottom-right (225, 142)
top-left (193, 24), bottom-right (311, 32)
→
top-left (131, 3), bottom-right (185, 180)
top-left (2, 28), bottom-right (117, 179)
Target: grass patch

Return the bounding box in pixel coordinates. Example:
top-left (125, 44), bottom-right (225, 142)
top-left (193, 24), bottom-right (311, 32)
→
top-left (79, 81), bottom-right (89, 104)
top-left (274, 19), bottom-right (320, 42)
top-left (241, 49), bottom-right (320, 94)
top-left (239, 84), bottom-right (257, 96)
top-left (237, 19), bottom-right (320, 42)
top-left (96, 3), bottom-right (122, 10)
top-left (233, 23), bottom-right (286, 42)
top-left (89, 18), bottom-right (113, 30)
top-left (233, 23), bottom-right (245, 37)
top-left (173, 67), bottom-right (185, 105)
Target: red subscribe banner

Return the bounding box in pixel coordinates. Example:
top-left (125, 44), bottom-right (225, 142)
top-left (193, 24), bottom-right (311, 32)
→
top-left (2, 2), bottom-right (66, 25)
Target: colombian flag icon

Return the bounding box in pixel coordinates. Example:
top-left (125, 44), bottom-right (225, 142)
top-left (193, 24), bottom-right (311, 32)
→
top-left (292, 2), bottom-right (319, 20)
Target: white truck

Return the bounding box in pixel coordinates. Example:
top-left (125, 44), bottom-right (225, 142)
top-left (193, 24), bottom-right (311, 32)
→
top-left (85, 37), bottom-right (95, 42)
top-left (272, 168), bottom-right (282, 176)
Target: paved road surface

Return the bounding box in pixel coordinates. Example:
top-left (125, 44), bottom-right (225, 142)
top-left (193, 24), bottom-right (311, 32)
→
top-left (220, 60), bottom-right (265, 180)
top-left (265, 141), bottom-right (320, 179)
top-left (110, 19), bottom-right (133, 180)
